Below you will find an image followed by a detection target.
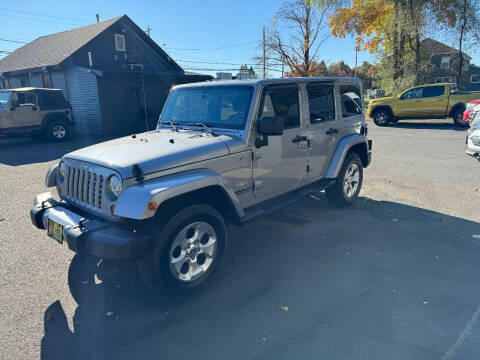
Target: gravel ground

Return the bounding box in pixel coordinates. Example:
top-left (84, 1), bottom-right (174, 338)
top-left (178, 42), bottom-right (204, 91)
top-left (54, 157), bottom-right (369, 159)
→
top-left (0, 122), bottom-right (479, 360)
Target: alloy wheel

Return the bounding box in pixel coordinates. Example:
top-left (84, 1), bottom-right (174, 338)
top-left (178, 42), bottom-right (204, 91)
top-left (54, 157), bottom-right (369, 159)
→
top-left (343, 163), bottom-right (360, 198)
top-left (169, 221), bottom-right (217, 282)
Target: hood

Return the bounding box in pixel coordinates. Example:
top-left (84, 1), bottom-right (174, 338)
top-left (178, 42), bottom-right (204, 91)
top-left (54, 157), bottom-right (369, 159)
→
top-left (369, 96), bottom-right (396, 104)
top-left (64, 129), bottom-right (245, 178)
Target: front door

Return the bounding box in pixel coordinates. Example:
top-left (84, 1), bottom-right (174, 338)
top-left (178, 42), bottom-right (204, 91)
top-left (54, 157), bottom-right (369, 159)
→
top-left (10, 92), bottom-right (40, 128)
top-left (304, 82), bottom-right (338, 179)
top-left (252, 84), bottom-right (308, 199)
top-left (395, 87), bottom-right (424, 117)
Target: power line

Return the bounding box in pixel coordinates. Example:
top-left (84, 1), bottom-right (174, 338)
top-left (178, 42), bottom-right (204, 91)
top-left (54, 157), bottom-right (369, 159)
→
top-left (0, 7), bottom-right (89, 23)
top-left (177, 59), bottom-right (272, 66)
top-left (165, 41), bottom-right (257, 51)
top-left (0, 38), bottom-right (27, 44)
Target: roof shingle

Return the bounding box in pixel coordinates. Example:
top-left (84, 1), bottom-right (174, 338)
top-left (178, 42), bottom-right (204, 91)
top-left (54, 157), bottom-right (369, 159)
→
top-left (0, 16), bottom-right (123, 73)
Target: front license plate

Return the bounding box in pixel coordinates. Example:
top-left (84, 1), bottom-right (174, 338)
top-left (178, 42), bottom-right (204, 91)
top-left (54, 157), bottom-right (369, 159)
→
top-left (47, 219), bottom-right (64, 244)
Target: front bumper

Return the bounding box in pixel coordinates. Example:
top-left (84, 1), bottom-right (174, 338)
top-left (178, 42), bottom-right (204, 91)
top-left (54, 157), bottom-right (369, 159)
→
top-left (30, 192), bottom-right (151, 259)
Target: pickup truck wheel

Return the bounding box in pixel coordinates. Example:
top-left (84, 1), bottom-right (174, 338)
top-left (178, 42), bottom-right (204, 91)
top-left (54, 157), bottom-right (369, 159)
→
top-left (137, 204), bottom-right (227, 297)
top-left (325, 153), bottom-right (363, 208)
top-left (372, 109), bottom-right (391, 126)
top-left (452, 109), bottom-right (467, 127)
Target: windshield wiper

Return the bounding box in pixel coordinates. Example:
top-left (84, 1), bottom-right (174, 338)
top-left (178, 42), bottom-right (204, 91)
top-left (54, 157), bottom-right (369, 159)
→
top-left (158, 121), bottom-right (180, 132)
top-left (186, 122), bottom-right (217, 136)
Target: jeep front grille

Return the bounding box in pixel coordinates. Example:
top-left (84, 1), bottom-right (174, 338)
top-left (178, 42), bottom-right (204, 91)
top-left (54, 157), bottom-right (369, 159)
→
top-left (65, 166), bottom-right (104, 208)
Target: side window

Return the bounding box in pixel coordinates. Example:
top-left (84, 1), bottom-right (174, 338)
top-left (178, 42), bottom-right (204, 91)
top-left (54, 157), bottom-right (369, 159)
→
top-left (259, 85), bottom-right (300, 129)
top-left (340, 84), bottom-right (362, 117)
top-left (423, 86), bottom-right (445, 98)
top-left (401, 88), bottom-right (423, 99)
top-left (307, 85), bottom-right (335, 123)
top-left (17, 93), bottom-right (37, 106)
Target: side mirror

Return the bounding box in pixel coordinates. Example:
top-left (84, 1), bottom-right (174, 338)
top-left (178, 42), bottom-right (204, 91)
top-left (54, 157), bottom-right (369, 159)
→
top-left (255, 116), bottom-right (284, 148)
top-left (258, 116), bottom-right (284, 136)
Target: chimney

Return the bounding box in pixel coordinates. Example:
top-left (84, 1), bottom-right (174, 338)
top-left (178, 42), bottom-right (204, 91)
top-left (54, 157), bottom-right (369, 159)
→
top-left (96, 14), bottom-right (100, 23)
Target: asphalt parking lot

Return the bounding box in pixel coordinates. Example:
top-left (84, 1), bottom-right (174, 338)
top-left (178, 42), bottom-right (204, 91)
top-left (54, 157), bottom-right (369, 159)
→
top-left (1, 121), bottom-right (479, 360)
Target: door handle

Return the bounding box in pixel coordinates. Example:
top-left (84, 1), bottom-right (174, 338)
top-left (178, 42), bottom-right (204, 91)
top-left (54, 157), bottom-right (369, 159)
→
top-left (326, 128), bottom-right (338, 135)
top-left (292, 135), bottom-right (308, 143)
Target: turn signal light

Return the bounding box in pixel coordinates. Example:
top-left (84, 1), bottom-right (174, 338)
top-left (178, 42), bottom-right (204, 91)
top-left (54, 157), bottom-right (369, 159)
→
top-left (148, 202), bottom-right (158, 211)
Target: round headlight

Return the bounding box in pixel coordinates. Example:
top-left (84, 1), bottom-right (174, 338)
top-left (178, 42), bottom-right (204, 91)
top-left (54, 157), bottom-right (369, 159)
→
top-left (58, 161), bottom-right (68, 183)
top-left (108, 175), bottom-right (123, 199)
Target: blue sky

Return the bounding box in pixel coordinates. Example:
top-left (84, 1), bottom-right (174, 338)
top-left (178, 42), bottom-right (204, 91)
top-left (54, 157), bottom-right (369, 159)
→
top-left (0, 0), bottom-right (377, 77)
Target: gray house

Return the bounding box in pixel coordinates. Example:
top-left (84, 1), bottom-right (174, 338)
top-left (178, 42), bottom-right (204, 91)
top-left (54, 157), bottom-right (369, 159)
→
top-left (0, 15), bottom-right (211, 135)
top-left (421, 38), bottom-right (480, 91)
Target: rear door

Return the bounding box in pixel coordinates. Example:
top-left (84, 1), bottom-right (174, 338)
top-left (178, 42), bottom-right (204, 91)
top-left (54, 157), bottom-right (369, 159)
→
top-left (252, 83), bottom-right (308, 199)
top-left (305, 82), bottom-right (338, 180)
top-left (422, 85), bottom-right (448, 116)
top-left (10, 92), bottom-right (40, 128)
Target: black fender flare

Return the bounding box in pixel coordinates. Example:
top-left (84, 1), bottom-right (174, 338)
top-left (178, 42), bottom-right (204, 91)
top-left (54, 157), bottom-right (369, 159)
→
top-left (41, 112), bottom-right (71, 129)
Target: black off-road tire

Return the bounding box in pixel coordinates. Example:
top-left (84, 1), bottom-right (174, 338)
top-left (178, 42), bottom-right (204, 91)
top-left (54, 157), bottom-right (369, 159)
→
top-left (372, 109), bottom-right (392, 126)
top-left (452, 108), bottom-right (467, 127)
top-left (45, 120), bottom-right (70, 142)
top-left (325, 153), bottom-right (364, 208)
top-left (137, 204), bottom-right (227, 297)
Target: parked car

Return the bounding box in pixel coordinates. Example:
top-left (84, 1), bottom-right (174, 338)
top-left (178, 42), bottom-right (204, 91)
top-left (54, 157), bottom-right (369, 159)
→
top-left (0, 87), bottom-right (73, 141)
top-left (466, 105), bottom-right (480, 160)
top-left (30, 77), bottom-right (372, 296)
top-left (464, 99), bottom-right (480, 124)
top-left (367, 83), bottom-right (480, 127)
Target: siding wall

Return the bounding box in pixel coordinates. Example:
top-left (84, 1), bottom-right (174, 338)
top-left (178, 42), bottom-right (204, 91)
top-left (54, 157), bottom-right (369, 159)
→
top-left (29, 73), bottom-right (43, 87)
top-left (65, 68), bottom-right (101, 134)
top-left (51, 71), bottom-right (68, 97)
top-left (8, 76), bottom-right (21, 88)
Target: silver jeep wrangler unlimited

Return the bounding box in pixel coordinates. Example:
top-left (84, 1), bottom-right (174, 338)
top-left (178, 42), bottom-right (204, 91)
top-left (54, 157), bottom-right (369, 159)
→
top-left (31, 78), bottom-right (372, 296)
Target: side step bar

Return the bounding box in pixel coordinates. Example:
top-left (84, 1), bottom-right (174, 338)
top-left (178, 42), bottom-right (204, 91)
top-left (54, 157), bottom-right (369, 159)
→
top-left (239, 179), bottom-right (335, 225)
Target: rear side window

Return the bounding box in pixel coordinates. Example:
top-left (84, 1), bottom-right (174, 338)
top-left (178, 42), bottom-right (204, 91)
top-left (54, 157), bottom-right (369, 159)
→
top-left (340, 84), bottom-right (362, 117)
top-left (307, 84), bottom-right (335, 123)
top-left (423, 86), bottom-right (445, 98)
top-left (259, 85), bottom-right (300, 129)
top-left (38, 91), bottom-right (67, 110)
top-left (14, 93), bottom-right (37, 107)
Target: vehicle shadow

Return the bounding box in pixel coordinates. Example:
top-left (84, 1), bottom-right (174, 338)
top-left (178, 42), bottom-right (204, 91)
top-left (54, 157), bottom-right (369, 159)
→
top-left (0, 135), bottom-right (115, 166)
top-left (41, 195), bottom-right (480, 360)
top-left (384, 121), bottom-right (468, 131)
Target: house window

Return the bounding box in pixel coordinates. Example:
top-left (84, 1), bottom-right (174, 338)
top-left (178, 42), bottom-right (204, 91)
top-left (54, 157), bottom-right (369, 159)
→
top-left (463, 59), bottom-right (470, 71)
top-left (115, 34), bottom-right (126, 51)
top-left (42, 73), bottom-right (52, 88)
top-left (435, 76), bottom-right (451, 83)
top-left (441, 56), bottom-right (450, 70)
top-left (20, 75), bottom-right (29, 87)
top-left (471, 75), bottom-right (480, 84)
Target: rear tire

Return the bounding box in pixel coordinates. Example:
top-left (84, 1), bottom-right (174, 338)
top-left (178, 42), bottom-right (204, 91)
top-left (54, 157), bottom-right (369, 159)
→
top-left (325, 153), bottom-right (363, 208)
top-left (45, 120), bottom-right (69, 142)
top-left (372, 109), bottom-right (392, 126)
top-left (137, 204), bottom-right (227, 297)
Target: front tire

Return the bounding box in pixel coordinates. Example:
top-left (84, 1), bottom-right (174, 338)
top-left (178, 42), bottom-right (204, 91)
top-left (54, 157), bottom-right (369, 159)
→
top-left (137, 204), bottom-right (227, 297)
top-left (372, 109), bottom-right (392, 126)
top-left (452, 109), bottom-right (467, 127)
top-left (325, 153), bottom-right (363, 207)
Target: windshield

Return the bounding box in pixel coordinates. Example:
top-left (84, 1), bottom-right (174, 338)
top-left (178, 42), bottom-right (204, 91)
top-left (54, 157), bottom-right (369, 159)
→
top-left (159, 86), bottom-right (254, 130)
top-left (0, 92), bottom-right (10, 112)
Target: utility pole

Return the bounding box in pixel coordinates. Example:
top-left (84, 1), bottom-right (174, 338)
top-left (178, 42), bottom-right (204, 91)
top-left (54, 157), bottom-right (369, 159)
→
top-left (146, 26), bottom-right (151, 37)
top-left (263, 27), bottom-right (266, 79)
top-left (281, 55), bottom-right (284, 78)
top-left (354, 44), bottom-right (358, 78)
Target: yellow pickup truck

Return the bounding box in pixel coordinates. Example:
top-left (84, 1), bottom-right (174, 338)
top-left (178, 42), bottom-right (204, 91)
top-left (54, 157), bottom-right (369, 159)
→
top-left (367, 83), bottom-right (480, 126)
